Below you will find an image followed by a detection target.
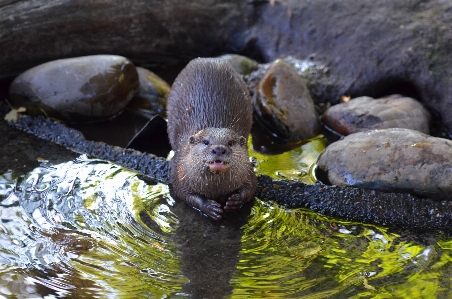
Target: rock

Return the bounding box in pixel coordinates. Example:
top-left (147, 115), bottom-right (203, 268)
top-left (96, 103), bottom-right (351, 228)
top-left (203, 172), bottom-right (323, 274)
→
top-left (317, 128), bottom-right (452, 199)
top-left (218, 54), bottom-right (259, 76)
top-left (253, 59), bottom-right (321, 142)
top-left (321, 95), bottom-right (431, 135)
top-left (8, 55), bottom-right (138, 123)
top-left (127, 67), bottom-right (170, 118)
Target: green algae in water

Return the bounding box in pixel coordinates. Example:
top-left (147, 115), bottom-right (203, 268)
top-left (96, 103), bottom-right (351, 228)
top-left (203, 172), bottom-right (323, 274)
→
top-left (249, 135), bottom-right (327, 184)
top-left (1, 156), bottom-right (452, 298)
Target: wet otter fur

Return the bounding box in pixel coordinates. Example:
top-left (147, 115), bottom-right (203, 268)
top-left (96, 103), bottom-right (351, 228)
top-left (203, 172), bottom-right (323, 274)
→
top-left (167, 58), bottom-right (257, 220)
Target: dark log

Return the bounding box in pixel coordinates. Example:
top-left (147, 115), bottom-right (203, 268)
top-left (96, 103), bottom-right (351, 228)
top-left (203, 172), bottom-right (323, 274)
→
top-left (7, 112), bottom-right (452, 233)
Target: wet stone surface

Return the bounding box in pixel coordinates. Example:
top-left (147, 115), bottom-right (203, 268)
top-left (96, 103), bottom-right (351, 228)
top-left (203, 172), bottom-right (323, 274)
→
top-left (9, 55), bottom-right (139, 123)
top-left (317, 128), bottom-right (452, 199)
top-left (127, 66), bottom-right (170, 118)
top-left (322, 95), bottom-right (431, 135)
top-left (218, 54), bottom-right (259, 76)
top-left (252, 59), bottom-right (321, 142)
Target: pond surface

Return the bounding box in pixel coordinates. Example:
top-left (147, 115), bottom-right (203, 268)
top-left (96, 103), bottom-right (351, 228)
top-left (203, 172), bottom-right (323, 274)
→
top-left (1, 154), bottom-right (452, 298)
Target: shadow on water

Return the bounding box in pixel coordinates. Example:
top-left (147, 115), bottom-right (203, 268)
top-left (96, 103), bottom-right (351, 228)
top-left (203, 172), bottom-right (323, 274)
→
top-left (1, 156), bottom-right (452, 298)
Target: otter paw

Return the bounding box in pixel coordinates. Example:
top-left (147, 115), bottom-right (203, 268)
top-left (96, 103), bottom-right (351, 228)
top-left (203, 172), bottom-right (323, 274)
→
top-left (224, 194), bottom-right (243, 212)
top-left (203, 200), bottom-right (224, 220)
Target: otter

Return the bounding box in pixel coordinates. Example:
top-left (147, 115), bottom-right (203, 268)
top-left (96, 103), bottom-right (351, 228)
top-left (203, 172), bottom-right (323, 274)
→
top-left (167, 58), bottom-right (257, 220)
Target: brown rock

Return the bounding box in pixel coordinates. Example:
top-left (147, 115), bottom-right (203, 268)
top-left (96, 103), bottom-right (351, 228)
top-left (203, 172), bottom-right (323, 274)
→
top-left (218, 54), bottom-right (259, 76)
top-left (317, 128), bottom-right (452, 199)
top-left (127, 67), bottom-right (170, 118)
top-left (322, 95), bottom-right (431, 135)
top-left (253, 59), bottom-right (320, 142)
top-left (9, 55), bottom-right (138, 123)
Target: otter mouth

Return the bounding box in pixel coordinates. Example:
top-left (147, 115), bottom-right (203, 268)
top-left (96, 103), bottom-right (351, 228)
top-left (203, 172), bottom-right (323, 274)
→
top-left (208, 159), bottom-right (228, 173)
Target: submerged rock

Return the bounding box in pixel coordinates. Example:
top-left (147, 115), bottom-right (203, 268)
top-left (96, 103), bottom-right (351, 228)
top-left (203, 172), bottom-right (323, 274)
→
top-left (322, 95), bottom-right (431, 135)
top-left (253, 59), bottom-right (321, 142)
top-left (127, 67), bottom-right (170, 118)
top-left (9, 55), bottom-right (138, 123)
top-left (317, 128), bottom-right (452, 199)
top-left (218, 54), bottom-right (259, 76)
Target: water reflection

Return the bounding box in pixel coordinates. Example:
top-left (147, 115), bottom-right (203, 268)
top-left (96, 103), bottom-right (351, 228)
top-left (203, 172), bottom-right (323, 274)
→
top-left (0, 157), bottom-right (451, 298)
top-left (171, 199), bottom-right (252, 298)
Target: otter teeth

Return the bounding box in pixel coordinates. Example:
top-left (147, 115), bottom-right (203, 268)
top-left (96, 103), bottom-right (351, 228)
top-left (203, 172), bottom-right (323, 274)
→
top-left (209, 160), bottom-right (228, 172)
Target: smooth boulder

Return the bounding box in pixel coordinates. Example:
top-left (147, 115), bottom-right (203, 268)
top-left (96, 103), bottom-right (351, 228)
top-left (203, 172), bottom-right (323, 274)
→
top-left (9, 55), bottom-right (138, 123)
top-left (322, 95), bottom-right (431, 135)
top-left (317, 128), bottom-right (452, 199)
top-left (127, 67), bottom-right (170, 118)
top-left (253, 59), bottom-right (320, 142)
top-left (218, 54), bottom-right (259, 76)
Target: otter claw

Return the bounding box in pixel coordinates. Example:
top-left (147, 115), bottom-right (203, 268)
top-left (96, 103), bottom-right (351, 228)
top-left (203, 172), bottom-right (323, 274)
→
top-left (224, 194), bottom-right (243, 212)
top-left (204, 200), bottom-right (224, 220)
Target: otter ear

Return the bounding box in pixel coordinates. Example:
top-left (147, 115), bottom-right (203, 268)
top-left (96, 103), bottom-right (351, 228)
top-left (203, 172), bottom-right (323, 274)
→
top-left (239, 136), bottom-right (247, 146)
top-left (189, 136), bottom-right (196, 144)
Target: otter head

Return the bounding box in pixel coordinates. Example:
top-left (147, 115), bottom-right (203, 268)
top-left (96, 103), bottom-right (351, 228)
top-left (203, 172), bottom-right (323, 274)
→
top-left (188, 127), bottom-right (247, 174)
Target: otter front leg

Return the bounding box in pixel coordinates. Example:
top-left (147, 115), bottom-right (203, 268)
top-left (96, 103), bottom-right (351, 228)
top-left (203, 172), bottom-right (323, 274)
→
top-left (185, 194), bottom-right (224, 220)
top-left (224, 194), bottom-right (243, 212)
top-left (224, 175), bottom-right (257, 212)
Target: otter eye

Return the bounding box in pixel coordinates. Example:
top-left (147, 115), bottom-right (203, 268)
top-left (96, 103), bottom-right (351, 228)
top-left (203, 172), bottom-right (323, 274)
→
top-left (189, 136), bottom-right (195, 144)
top-left (239, 136), bottom-right (246, 146)
top-left (203, 139), bottom-right (209, 145)
top-left (228, 140), bottom-right (234, 146)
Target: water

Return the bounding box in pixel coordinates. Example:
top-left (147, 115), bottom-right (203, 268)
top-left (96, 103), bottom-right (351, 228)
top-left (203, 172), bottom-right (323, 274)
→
top-left (250, 134), bottom-right (327, 184)
top-left (1, 155), bottom-right (452, 298)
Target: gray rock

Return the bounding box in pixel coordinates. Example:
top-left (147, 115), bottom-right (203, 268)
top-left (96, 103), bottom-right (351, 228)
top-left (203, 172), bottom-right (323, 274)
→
top-left (218, 54), bottom-right (259, 76)
top-left (127, 67), bottom-right (170, 118)
top-left (253, 59), bottom-right (321, 142)
top-left (317, 128), bottom-right (452, 199)
top-left (9, 55), bottom-right (138, 123)
top-left (321, 95), bottom-right (431, 135)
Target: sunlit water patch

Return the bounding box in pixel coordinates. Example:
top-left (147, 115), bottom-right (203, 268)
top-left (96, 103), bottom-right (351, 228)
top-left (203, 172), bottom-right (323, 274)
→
top-left (249, 135), bottom-right (327, 184)
top-left (0, 156), bottom-right (452, 298)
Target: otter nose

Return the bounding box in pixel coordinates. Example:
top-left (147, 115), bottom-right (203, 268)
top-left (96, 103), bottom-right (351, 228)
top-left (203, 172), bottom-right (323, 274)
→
top-left (212, 146), bottom-right (227, 156)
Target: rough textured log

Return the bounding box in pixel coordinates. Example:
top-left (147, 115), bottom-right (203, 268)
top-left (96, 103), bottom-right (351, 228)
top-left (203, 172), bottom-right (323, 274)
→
top-left (6, 112), bottom-right (452, 233)
top-left (8, 114), bottom-right (169, 184)
top-left (256, 175), bottom-right (452, 233)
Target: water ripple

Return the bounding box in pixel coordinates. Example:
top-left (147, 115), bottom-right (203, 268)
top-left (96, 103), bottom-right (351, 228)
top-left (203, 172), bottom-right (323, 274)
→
top-left (0, 157), bottom-right (451, 298)
top-left (0, 156), bottom-right (186, 298)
